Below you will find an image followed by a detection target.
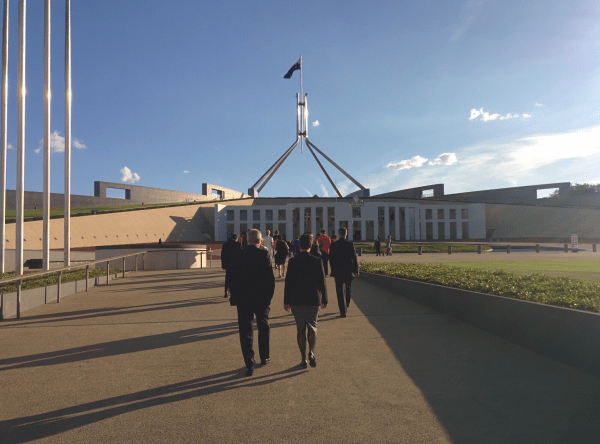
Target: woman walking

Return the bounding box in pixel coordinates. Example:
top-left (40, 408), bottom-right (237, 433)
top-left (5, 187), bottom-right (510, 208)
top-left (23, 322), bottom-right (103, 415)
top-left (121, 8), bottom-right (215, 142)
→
top-left (284, 233), bottom-right (328, 369)
top-left (274, 235), bottom-right (289, 277)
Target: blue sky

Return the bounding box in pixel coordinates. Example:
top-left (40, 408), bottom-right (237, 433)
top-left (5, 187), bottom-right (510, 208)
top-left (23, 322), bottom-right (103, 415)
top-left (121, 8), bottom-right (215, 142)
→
top-left (2, 0), bottom-right (599, 199)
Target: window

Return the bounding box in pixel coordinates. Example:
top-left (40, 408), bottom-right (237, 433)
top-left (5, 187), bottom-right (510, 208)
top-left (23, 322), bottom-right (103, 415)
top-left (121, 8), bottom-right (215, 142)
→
top-left (388, 207), bottom-right (396, 239)
top-left (449, 209), bottom-right (456, 219)
top-left (462, 222), bottom-right (469, 239)
top-left (240, 210), bottom-right (247, 221)
top-left (278, 223), bottom-right (287, 241)
top-left (265, 210), bottom-right (273, 221)
top-left (304, 208), bottom-right (312, 232)
top-left (378, 207), bottom-right (385, 239)
top-left (226, 210), bottom-right (234, 221)
top-left (366, 221), bottom-right (374, 240)
top-left (316, 207), bottom-right (324, 232)
top-left (292, 208), bottom-right (300, 239)
top-left (399, 208), bottom-right (406, 240)
top-left (437, 209), bottom-right (444, 219)
top-left (339, 221), bottom-right (348, 233)
top-left (461, 209), bottom-right (468, 219)
top-left (438, 222), bottom-right (445, 240)
top-left (278, 209), bottom-right (286, 221)
top-left (253, 210), bottom-right (260, 221)
top-left (352, 206), bottom-right (361, 218)
top-left (353, 221), bottom-right (361, 241)
top-left (450, 222), bottom-right (457, 239)
top-left (421, 189), bottom-right (434, 198)
top-left (425, 209), bottom-right (432, 220)
top-left (227, 224), bottom-right (235, 237)
top-left (266, 223), bottom-right (273, 235)
top-left (240, 223), bottom-right (247, 234)
top-left (426, 222), bottom-right (433, 239)
top-left (327, 207), bottom-right (335, 235)
top-left (253, 223), bottom-right (260, 230)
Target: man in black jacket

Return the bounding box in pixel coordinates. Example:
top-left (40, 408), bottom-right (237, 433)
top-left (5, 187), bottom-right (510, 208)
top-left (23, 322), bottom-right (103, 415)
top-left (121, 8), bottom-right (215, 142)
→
top-left (221, 233), bottom-right (241, 298)
top-left (284, 233), bottom-right (328, 368)
top-left (328, 227), bottom-right (359, 318)
top-left (228, 229), bottom-right (275, 376)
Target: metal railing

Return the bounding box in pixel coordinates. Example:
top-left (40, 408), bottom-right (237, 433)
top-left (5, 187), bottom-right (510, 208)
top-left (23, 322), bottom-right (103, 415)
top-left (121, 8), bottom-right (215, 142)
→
top-left (0, 251), bottom-right (147, 320)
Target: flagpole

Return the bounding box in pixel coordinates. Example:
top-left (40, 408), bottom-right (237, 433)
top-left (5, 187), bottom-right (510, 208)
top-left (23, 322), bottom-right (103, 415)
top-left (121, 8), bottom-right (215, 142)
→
top-left (300, 55), bottom-right (303, 153)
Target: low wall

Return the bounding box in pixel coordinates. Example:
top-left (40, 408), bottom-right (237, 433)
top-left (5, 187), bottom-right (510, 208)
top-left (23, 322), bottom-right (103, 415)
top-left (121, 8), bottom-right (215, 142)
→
top-left (1, 272), bottom-right (125, 320)
top-left (95, 246), bottom-right (208, 270)
top-left (359, 272), bottom-right (600, 378)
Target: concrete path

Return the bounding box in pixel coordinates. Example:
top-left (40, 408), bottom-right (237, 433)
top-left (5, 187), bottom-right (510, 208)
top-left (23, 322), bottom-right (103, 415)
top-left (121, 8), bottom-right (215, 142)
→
top-left (1, 268), bottom-right (599, 443)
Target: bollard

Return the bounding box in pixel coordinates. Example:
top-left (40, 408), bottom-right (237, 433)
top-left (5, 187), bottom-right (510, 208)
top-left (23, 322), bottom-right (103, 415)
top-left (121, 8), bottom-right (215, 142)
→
top-left (448, 245), bottom-right (452, 255)
top-left (358, 247), bottom-right (362, 256)
top-left (86, 265), bottom-right (89, 292)
top-left (564, 244), bottom-right (568, 253)
top-left (535, 244), bottom-right (540, 253)
top-left (135, 254), bottom-right (138, 272)
top-left (57, 271), bottom-right (62, 303)
top-left (16, 280), bottom-right (22, 319)
top-left (123, 257), bottom-right (126, 278)
top-left (209, 248), bottom-right (212, 267)
top-left (477, 245), bottom-right (482, 254)
top-left (418, 246), bottom-right (422, 255)
top-left (594, 244), bottom-right (597, 253)
top-left (507, 245), bottom-right (511, 253)
top-left (106, 261), bottom-right (110, 285)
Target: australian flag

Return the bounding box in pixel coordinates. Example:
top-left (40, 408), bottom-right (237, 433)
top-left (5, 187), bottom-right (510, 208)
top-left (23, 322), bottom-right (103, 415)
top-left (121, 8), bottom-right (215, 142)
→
top-left (284, 58), bottom-right (301, 79)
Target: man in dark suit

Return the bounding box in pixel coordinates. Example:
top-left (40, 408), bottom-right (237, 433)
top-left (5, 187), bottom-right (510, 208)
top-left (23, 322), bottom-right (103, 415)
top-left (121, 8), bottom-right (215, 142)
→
top-left (228, 229), bottom-right (275, 376)
top-left (328, 227), bottom-right (359, 318)
top-left (221, 233), bottom-right (241, 298)
top-left (284, 233), bottom-right (328, 368)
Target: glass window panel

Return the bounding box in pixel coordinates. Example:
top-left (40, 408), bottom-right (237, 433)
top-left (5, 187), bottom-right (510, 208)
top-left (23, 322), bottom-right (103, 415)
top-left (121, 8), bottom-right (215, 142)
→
top-left (449, 209), bottom-right (456, 219)
top-left (352, 207), bottom-right (361, 218)
top-left (399, 208), bottom-right (406, 240)
top-left (226, 210), bottom-right (234, 221)
top-left (240, 210), bottom-right (247, 221)
top-left (425, 209), bottom-right (432, 220)
top-left (253, 210), bottom-right (260, 221)
top-left (461, 209), bottom-right (468, 219)
top-left (437, 209), bottom-right (444, 219)
top-left (353, 221), bottom-right (361, 241)
top-left (304, 208), bottom-right (312, 233)
top-left (450, 222), bottom-right (457, 239)
top-left (366, 221), bottom-right (374, 240)
top-left (316, 207), bottom-right (324, 232)
top-left (462, 222), bottom-right (469, 239)
top-left (438, 222), bottom-right (445, 240)
top-left (266, 210), bottom-right (273, 221)
top-left (426, 222), bottom-right (434, 240)
top-left (278, 209), bottom-right (286, 221)
top-left (388, 207), bottom-right (396, 239)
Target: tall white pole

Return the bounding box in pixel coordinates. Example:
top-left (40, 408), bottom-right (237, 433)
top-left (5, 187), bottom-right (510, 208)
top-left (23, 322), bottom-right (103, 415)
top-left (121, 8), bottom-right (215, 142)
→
top-left (0, 0), bottom-right (9, 274)
top-left (16, 0), bottom-right (26, 276)
top-left (43, 0), bottom-right (51, 270)
top-left (64, 0), bottom-right (71, 266)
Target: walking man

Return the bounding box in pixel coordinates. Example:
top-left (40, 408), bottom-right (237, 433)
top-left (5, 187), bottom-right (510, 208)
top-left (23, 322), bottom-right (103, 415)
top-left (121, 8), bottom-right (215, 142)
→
top-left (228, 229), bottom-right (275, 376)
top-left (221, 233), bottom-right (241, 298)
top-left (264, 230), bottom-right (274, 266)
top-left (316, 230), bottom-right (332, 276)
top-left (328, 227), bottom-right (359, 318)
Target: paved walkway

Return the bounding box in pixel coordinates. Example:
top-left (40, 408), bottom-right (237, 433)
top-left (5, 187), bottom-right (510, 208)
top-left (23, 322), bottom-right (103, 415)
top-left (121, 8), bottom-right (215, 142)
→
top-left (1, 268), bottom-right (599, 443)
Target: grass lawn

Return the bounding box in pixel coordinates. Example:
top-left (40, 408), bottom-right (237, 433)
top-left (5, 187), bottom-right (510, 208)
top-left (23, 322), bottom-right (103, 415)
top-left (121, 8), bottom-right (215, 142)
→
top-left (355, 243), bottom-right (492, 254)
top-left (442, 259), bottom-right (600, 283)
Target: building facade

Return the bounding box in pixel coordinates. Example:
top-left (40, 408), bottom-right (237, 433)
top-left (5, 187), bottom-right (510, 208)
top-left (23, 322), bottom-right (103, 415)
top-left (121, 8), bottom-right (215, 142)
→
top-left (214, 198), bottom-right (486, 242)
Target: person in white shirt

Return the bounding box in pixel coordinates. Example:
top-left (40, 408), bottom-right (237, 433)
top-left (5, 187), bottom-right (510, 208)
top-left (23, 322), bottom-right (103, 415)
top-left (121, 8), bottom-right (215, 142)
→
top-left (264, 230), bottom-right (274, 265)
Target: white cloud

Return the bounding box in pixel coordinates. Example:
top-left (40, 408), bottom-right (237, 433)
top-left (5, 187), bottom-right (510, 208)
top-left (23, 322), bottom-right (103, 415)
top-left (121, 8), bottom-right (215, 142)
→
top-left (7, 143), bottom-right (13, 150)
top-left (429, 153), bottom-right (458, 166)
top-left (523, 114), bottom-right (531, 118)
top-left (535, 103), bottom-right (543, 107)
top-left (303, 188), bottom-right (313, 197)
top-left (183, 170), bottom-right (189, 174)
top-left (470, 108), bottom-right (532, 122)
top-left (386, 155), bottom-right (428, 170)
top-left (120, 166), bottom-right (140, 183)
top-left (312, 120), bottom-right (320, 127)
top-left (37, 130), bottom-right (87, 153)
top-left (320, 184), bottom-right (329, 197)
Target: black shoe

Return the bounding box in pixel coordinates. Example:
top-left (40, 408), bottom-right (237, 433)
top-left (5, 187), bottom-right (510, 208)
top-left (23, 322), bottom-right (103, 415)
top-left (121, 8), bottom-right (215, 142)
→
top-left (246, 366), bottom-right (254, 377)
top-left (300, 361), bottom-right (308, 369)
top-left (339, 313), bottom-right (347, 318)
top-left (308, 353), bottom-right (316, 368)
top-left (261, 358), bottom-right (271, 365)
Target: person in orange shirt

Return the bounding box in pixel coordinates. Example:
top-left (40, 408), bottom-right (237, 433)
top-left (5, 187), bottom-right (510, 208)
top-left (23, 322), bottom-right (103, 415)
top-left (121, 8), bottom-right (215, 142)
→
top-left (316, 230), bottom-right (332, 276)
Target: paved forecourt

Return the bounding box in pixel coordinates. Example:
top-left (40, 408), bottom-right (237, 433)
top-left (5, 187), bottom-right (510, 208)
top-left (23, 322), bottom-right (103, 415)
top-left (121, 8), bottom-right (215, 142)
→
top-left (1, 266), bottom-right (599, 443)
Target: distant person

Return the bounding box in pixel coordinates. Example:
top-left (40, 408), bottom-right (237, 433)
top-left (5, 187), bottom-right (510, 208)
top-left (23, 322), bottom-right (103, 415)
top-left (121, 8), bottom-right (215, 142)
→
top-left (374, 237), bottom-right (381, 256)
top-left (309, 233), bottom-right (322, 259)
top-left (264, 230), bottom-right (274, 265)
top-left (274, 235), bottom-right (289, 278)
top-left (293, 236), bottom-right (300, 255)
top-left (228, 229), bottom-right (275, 376)
top-left (328, 227), bottom-right (359, 318)
top-left (221, 233), bottom-right (241, 298)
top-left (158, 238), bottom-right (162, 245)
top-left (385, 235), bottom-right (393, 256)
top-left (316, 230), bottom-right (332, 276)
top-left (284, 232), bottom-right (328, 369)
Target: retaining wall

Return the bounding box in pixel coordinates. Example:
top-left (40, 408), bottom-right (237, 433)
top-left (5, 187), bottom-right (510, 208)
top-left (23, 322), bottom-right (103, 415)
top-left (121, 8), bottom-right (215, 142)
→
top-left (359, 272), bottom-right (600, 378)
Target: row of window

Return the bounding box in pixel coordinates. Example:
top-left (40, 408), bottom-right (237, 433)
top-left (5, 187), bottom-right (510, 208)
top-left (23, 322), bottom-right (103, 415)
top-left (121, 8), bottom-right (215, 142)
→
top-left (227, 207), bottom-right (469, 222)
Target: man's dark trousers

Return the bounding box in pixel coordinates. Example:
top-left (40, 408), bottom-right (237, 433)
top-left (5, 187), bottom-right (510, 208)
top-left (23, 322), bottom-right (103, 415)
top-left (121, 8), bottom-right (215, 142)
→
top-left (237, 305), bottom-right (270, 368)
top-left (321, 251), bottom-right (329, 276)
top-left (334, 276), bottom-right (353, 315)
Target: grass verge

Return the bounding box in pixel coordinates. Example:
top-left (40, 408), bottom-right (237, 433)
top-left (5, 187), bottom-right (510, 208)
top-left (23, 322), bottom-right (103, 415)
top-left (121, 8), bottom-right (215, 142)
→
top-left (0, 268), bottom-right (123, 294)
top-left (360, 261), bottom-right (600, 313)
top-left (355, 243), bottom-right (492, 254)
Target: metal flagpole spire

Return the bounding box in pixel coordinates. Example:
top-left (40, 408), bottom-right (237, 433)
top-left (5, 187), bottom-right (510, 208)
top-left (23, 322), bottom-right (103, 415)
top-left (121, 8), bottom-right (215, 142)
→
top-left (64, 0), bottom-right (71, 267)
top-left (250, 57), bottom-right (369, 198)
top-left (43, 0), bottom-right (51, 270)
top-left (0, 0), bottom-right (9, 274)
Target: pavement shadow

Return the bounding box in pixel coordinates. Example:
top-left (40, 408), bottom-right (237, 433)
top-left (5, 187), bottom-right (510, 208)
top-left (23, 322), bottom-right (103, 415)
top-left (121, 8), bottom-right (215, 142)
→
top-left (0, 367), bottom-right (303, 444)
top-left (352, 279), bottom-right (600, 443)
top-left (0, 316), bottom-right (299, 372)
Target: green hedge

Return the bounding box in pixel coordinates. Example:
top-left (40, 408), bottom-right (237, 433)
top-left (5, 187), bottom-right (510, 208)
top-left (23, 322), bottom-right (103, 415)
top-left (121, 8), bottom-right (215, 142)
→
top-left (0, 268), bottom-right (123, 294)
top-left (360, 262), bottom-right (600, 313)
top-left (355, 243), bottom-right (492, 254)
